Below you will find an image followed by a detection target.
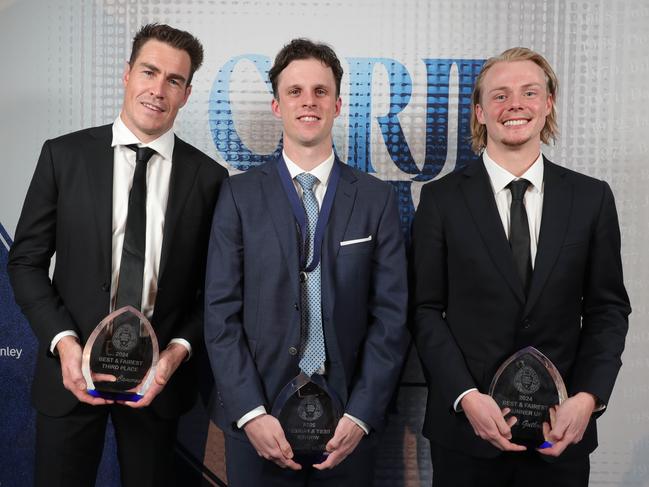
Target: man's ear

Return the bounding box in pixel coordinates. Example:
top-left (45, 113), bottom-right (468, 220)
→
top-left (271, 97), bottom-right (282, 120)
top-left (334, 96), bottom-right (342, 118)
top-left (475, 104), bottom-right (486, 125)
top-left (180, 84), bottom-right (192, 109)
top-left (122, 62), bottom-right (131, 87)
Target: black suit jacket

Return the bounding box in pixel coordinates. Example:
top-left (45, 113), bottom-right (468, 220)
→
top-left (204, 156), bottom-right (409, 438)
top-left (410, 157), bottom-right (630, 458)
top-left (8, 124), bottom-right (227, 418)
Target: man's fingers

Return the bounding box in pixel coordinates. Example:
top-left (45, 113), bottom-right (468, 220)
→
top-left (280, 458), bottom-right (302, 471)
top-left (91, 373), bottom-right (117, 382)
top-left (494, 415), bottom-right (512, 439)
top-left (506, 415), bottom-right (518, 428)
top-left (313, 451), bottom-right (340, 470)
top-left (537, 438), bottom-right (568, 457)
top-left (493, 436), bottom-right (527, 452)
top-left (276, 434), bottom-right (294, 459)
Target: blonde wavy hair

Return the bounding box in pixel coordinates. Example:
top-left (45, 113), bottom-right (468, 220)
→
top-left (470, 47), bottom-right (559, 154)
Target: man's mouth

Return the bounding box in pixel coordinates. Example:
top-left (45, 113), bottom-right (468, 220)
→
top-left (503, 119), bottom-right (529, 127)
top-left (142, 102), bottom-right (165, 113)
top-left (298, 115), bottom-right (320, 122)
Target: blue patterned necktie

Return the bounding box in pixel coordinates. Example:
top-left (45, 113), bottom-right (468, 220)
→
top-left (295, 173), bottom-right (326, 376)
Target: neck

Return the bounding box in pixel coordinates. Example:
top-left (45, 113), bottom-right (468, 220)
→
top-left (486, 143), bottom-right (541, 177)
top-left (283, 139), bottom-right (333, 171)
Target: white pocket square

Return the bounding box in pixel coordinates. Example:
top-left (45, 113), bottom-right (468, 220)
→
top-left (340, 235), bottom-right (372, 246)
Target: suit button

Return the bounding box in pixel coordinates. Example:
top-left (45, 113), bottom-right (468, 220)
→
top-left (522, 319), bottom-right (531, 328)
top-left (288, 347), bottom-right (298, 356)
top-left (294, 302), bottom-right (299, 311)
top-left (101, 282), bottom-right (109, 292)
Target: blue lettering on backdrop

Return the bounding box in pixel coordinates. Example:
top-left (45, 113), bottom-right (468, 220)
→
top-left (209, 55), bottom-right (280, 170)
top-left (208, 56), bottom-right (485, 229)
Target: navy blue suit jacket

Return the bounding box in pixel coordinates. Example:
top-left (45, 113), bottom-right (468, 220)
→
top-left (204, 156), bottom-right (409, 438)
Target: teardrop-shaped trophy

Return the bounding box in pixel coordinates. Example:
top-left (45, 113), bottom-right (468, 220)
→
top-left (82, 306), bottom-right (159, 401)
top-left (489, 346), bottom-right (568, 447)
top-left (271, 373), bottom-right (343, 464)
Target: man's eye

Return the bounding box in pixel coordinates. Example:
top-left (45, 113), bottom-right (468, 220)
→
top-left (495, 94), bottom-right (506, 101)
top-left (525, 91), bottom-right (536, 97)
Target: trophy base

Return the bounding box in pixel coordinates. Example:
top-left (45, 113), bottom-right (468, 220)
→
top-left (87, 389), bottom-right (144, 402)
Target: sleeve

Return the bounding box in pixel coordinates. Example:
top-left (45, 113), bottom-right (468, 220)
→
top-left (570, 181), bottom-right (631, 407)
top-left (409, 183), bottom-right (478, 410)
top-left (8, 140), bottom-right (79, 352)
top-left (203, 179), bottom-right (268, 424)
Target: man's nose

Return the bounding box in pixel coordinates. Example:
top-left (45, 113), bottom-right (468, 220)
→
top-left (149, 77), bottom-right (166, 98)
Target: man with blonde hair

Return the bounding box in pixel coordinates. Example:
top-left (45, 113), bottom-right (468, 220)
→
top-left (410, 47), bottom-right (630, 486)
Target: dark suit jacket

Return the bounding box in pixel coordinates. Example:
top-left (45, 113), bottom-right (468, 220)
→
top-left (204, 156), bottom-right (409, 438)
top-left (8, 124), bottom-right (227, 419)
top-left (410, 156), bottom-right (630, 458)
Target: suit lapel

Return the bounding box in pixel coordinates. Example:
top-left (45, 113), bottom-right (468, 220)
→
top-left (460, 160), bottom-right (526, 303)
top-left (261, 159), bottom-right (301, 298)
top-left (320, 160), bottom-right (357, 318)
top-left (85, 125), bottom-right (114, 276)
top-left (158, 137), bottom-right (200, 280)
top-left (524, 159), bottom-right (572, 315)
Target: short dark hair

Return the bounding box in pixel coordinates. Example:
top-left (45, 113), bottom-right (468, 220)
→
top-left (268, 38), bottom-right (343, 99)
top-left (129, 23), bottom-right (204, 85)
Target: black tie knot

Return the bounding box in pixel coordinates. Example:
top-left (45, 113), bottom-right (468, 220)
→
top-left (508, 179), bottom-right (530, 201)
top-left (127, 144), bottom-right (156, 164)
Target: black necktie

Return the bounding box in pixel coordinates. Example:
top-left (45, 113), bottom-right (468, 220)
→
top-left (114, 145), bottom-right (156, 310)
top-left (507, 179), bottom-right (532, 295)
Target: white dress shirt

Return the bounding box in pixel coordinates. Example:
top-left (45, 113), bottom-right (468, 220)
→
top-left (237, 151), bottom-right (369, 434)
top-left (50, 116), bottom-right (190, 356)
top-left (454, 151), bottom-right (544, 411)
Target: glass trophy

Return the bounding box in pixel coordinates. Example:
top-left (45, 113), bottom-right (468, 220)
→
top-left (271, 373), bottom-right (343, 464)
top-left (489, 346), bottom-right (568, 447)
top-left (81, 305), bottom-right (159, 401)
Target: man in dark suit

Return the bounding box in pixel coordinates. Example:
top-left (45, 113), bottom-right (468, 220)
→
top-left (204, 38), bottom-right (409, 486)
top-left (8, 24), bottom-right (227, 487)
top-left (410, 47), bottom-right (630, 486)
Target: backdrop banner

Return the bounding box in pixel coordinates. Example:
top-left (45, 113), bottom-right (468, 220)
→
top-left (1, 1), bottom-right (647, 486)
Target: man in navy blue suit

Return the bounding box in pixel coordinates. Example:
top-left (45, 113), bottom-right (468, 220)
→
top-left (204, 38), bottom-right (409, 486)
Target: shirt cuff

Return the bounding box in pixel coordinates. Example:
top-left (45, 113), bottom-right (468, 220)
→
top-left (237, 405), bottom-right (267, 429)
top-left (169, 338), bottom-right (192, 361)
top-left (50, 330), bottom-right (79, 355)
top-left (344, 413), bottom-right (369, 435)
top-left (454, 388), bottom-right (478, 412)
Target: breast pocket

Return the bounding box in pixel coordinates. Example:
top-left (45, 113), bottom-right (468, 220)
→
top-left (339, 235), bottom-right (374, 255)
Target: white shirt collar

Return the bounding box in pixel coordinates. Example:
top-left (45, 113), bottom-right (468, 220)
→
top-left (282, 150), bottom-right (335, 185)
top-left (111, 115), bottom-right (175, 161)
top-left (482, 150), bottom-right (544, 193)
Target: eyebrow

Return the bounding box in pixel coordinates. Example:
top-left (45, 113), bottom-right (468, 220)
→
top-left (488, 82), bottom-right (544, 94)
top-left (285, 83), bottom-right (329, 91)
top-left (139, 62), bottom-right (188, 85)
